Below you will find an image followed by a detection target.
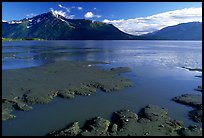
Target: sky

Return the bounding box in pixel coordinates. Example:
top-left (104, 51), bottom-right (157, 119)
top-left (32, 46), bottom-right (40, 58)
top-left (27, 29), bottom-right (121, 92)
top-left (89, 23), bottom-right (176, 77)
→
top-left (2, 2), bottom-right (202, 35)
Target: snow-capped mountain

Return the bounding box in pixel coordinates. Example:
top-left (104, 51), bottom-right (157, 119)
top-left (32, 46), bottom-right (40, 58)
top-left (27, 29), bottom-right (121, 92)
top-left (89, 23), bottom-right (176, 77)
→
top-left (2, 11), bottom-right (136, 40)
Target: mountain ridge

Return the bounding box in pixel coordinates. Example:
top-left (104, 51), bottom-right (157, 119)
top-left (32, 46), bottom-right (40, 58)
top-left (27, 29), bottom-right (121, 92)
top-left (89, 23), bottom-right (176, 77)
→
top-left (140, 22), bottom-right (202, 40)
top-left (2, 12), bottom-right (202, 40)
top-left (2, 12), bottom-right (137, 40)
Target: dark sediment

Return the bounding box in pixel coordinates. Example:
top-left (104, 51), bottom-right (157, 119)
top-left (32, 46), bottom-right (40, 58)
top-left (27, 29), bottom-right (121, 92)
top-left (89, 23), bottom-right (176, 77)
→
top-left (181, 67), bottom-right (202, 72)
top-left (172, 94), bottom-right (202, 108)
top-left (48, 122), bottom-right (81, 136)
top-left (194, 85), bottom-right (202, 92)
top-left (178, 125), bottom-right (202, 136)
top-left (110, 67), bottom-right (131, 74)
top-left (195, 75), bottom-right (202, 78)
top-left (172, 94), bottom-right (202, 123)
top-left (47, 104), bottom-right (202, 136)
top-left (188, 109), bottom-right (202, 123)
top-left (2, 61), bottom-right (132, 121)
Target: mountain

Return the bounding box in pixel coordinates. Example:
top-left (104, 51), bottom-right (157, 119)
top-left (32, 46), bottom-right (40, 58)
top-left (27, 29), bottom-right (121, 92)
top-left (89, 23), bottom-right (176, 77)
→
top-left (140, 22), bottom-right (202, 40)
top-left (2, 12), bottom-right (137, 40)
top-left (2, 12), bottom-right (202, 40)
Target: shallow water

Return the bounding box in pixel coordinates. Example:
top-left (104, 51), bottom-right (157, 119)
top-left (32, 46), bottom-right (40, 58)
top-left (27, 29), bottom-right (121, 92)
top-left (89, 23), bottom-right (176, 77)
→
top-left (2, 40), bottom-right (202, 136)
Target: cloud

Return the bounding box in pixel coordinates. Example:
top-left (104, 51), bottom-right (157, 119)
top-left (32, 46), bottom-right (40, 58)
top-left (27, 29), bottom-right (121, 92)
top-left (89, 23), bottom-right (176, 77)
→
top-left (26, 13), bottom-right (37, 18)
top-left (51, 4), bottom-right (77, 19)
top-left (77, 7), bottom-right (83, 10)
top-left (50, 8), bottom-right (67, 17)
top-left (103, 7), bottom-right (202, 35)
top-left (50, 8), bottom-right (74, 19)
top-left (58, 4), bottom-right (71, 12)
top-left (84, 12), bottom-right (101, 18)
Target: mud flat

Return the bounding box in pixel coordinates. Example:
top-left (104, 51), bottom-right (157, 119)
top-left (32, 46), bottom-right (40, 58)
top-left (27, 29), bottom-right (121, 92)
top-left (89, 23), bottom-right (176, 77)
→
top-left (194, 86), bottom-right (202, 92)
top-left (181, 67), bottom-right (202, 72)
top-left (2, 61), bottom-right (132, 121)
top-left (172, 94), bottom-right (202, 123)
top-left (47, 104), bottom-right (202, 136)
top-left (172, 94), bottom-right (202, 108)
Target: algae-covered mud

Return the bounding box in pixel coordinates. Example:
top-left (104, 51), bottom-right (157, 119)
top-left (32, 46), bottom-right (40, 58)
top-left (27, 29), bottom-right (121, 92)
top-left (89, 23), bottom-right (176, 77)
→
top-left (172, 70), bottom-right (202, 124)
top-left (172, 94), bottom-right (202, 123)
top-left (2, 61), bottom-right (132, 121)
top-left (2, 40), bottom-right (202, 136)
top-left (48, 104), bottom-right (202, 136)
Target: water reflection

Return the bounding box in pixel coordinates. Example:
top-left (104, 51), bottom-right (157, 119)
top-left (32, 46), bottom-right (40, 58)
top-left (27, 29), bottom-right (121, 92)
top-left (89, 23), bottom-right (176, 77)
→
top-left (2, 40), bottom-right (202, 70)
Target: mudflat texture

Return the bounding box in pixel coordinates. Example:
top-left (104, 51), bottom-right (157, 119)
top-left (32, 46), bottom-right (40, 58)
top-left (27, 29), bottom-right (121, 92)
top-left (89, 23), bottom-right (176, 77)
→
top-left (181, 67), bottom-right (202, 72)
top-left (194, 85), bottom-right (202, 92)
top-left (47, 104), bottom-right (202, 136)
top-left (172, 94), bottom-right (202, 108)
top-left (2, 61), bottom-right (132, 121)
top-left (172, 94), bottom-right (202, 123)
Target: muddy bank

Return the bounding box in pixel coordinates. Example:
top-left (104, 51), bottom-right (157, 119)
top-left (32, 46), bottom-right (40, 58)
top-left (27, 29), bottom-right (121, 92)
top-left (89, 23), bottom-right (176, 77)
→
top-left (195, 75), bottom-right (202, 78)
top-left (181, 67), bottom-right (202, 72)
top-left (172, 94), bottom-right (202, 123)
top-left (47, 104), bottom-right (202, 136)
top-left (172, 94), bottom-right (202, 108)
top-left (2, 61), bottom-right (132, 121)
top-left (194, 86), bottom-right (202, 92)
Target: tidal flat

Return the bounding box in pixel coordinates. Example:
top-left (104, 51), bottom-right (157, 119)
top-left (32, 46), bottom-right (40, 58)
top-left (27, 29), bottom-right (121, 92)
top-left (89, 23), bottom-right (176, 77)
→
top-left (2, 40), bottom-right (202, 136)
top-left (48, 104), bottom-right (202, 136)
top-left (2, 61), bottom-right (132, 121)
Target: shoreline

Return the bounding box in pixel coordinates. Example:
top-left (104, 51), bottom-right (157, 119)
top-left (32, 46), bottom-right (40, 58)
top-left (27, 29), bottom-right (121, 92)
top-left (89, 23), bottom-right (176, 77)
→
top-left (47, 104), bottom-right (202, 136)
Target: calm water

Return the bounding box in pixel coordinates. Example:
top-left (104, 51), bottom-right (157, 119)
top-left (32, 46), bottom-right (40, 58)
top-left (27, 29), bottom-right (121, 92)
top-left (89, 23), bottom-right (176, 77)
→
top-left (2, 40), bottom-right (202, 136)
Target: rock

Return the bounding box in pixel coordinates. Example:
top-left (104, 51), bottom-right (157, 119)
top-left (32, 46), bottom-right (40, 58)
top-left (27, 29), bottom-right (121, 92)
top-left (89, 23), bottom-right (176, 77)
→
top-left (172, 94), bottom-right (202, 108)
top-left (189, 109), bottom-right (202, 122)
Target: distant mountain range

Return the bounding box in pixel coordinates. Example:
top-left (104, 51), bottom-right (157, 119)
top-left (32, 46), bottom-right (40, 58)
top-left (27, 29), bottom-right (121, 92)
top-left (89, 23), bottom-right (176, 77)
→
top-left (2, 12), bottom-right (202, 40)
top-left (140, 22), bottom-right (202, 40)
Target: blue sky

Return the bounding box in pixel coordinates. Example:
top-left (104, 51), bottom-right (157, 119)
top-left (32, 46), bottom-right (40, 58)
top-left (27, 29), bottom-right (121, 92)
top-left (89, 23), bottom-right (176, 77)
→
top-left (2, 2), bottom-right (202, 35)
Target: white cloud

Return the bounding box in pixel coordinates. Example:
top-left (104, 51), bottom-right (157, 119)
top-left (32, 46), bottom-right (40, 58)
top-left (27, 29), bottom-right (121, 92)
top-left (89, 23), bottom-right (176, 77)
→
top-left (103, 7), bottom-right (202, 35)
top-left (84, 12), bottom-right (101, 18)
top-left (77, 7), bottom-right (83, 10)
top-left (50, 8), bottom-right (67, 17)
top-left (26, 13), bottom-right (37, 18)
top-left (84, 12), bottom-right (93, 18)
top-left (50, 7), bottom-right (75, 19)
top-left (58, 4), bottom-right (71, 12)
top-left (94, 7), bottom-right (97, 10)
